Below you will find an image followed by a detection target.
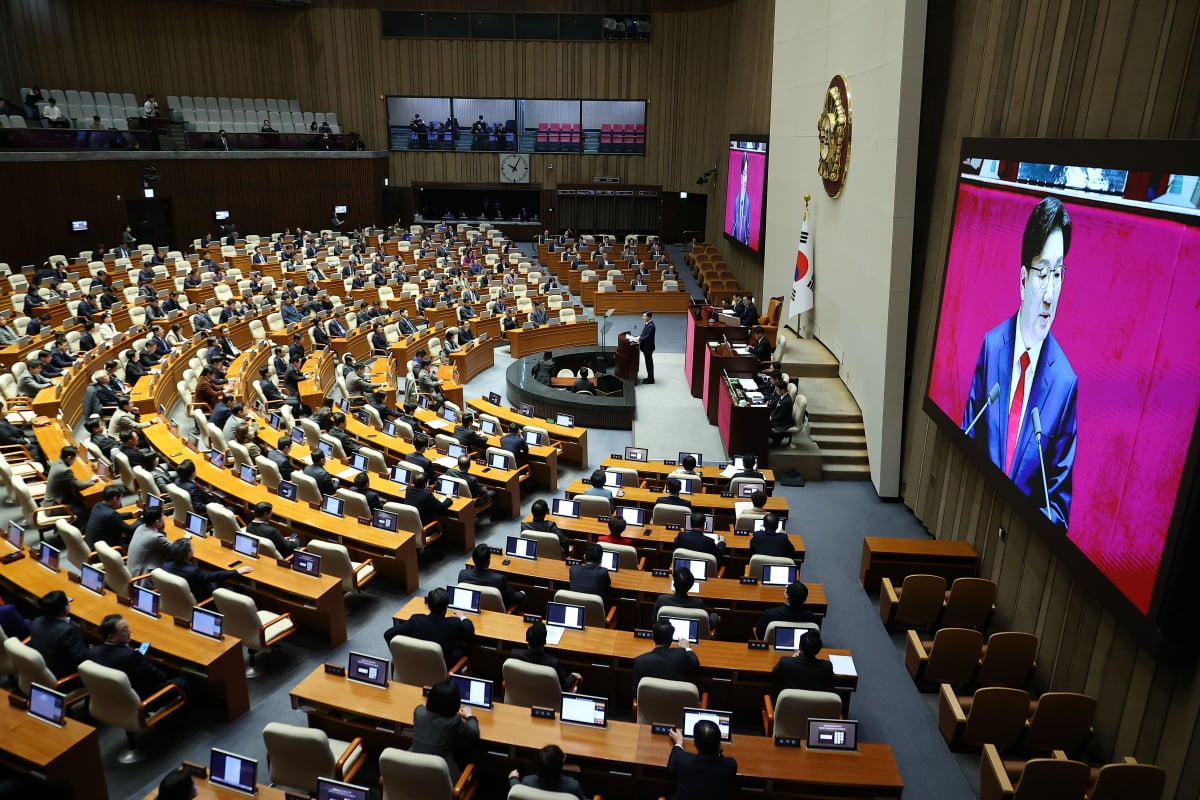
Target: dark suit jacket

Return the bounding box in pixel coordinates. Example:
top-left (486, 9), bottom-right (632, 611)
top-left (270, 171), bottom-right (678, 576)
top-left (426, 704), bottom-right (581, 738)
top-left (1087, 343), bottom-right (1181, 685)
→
top-left (161, 560), bottom-right (239, 602)
top-left (772, 652), bottom-right (835, 693)
top-left (754, 604), bottom-right (820, 640)
top-left (568, 562), bottom-right (611, 602)
top-left (405, 485), bottom-right (451, 525)
top-left (510, 647), bottom-right (575, 691)
top-left (410, 705), bottom-right (479, 781)
top-left (267, 449), bottom-right (294, 480)
top-left (29, 616), bottom-right (90, 679)
top-left (962, 316), bottom-right (1077, 528)
top-left (84, 502), bottom-right (137, 548)
top-left (749, 530), bottom-right (796, 558)
top-left (673, 529), bottom-right (725, 559)
top-left (303, 464), bottom-right (336, 495)
top-left (86, 643), bottom-right (172, 699)
top-left (383, 612), bottom-right (474, 664)
top-left (509, 774), bottom-right (586, 800)
top-left (655, 495), bottom-right (693, 510)
top-left (770, 392), bottom-right (794, 430)
top-left (245, 521), bottom-right (296, 557)
top-left (667, 745), bottom-right (738, 800)
top-left (453, 425), bottom-right (488, 449)
top-left (639, 319), bottom-right (656, 354)
top-left (176, 478), bottom-right (216, 513)
top-left (632, 644), bottom-right (699, 689)
top-left (498, 433), bottom-right (528, 466)
top-left (457, 566), bottom-right (520, 608)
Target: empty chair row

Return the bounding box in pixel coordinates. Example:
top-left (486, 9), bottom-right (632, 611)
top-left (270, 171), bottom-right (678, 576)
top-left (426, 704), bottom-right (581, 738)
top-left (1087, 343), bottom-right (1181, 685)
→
top-left (980, 744), bottom-right (1165, 800)
top-left (180, 108), bottom-right (337, 127)
top-left (170, 96), bottom-right (302, 114)
top-left (23, 88), bottom-right (138, 110)
top-left (880, 574), bottom-right (997, 631)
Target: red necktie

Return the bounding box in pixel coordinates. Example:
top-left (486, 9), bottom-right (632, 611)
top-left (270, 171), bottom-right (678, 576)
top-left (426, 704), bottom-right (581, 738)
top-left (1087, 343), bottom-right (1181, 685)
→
top-left (1005, 351), bottom-right (1031, 475)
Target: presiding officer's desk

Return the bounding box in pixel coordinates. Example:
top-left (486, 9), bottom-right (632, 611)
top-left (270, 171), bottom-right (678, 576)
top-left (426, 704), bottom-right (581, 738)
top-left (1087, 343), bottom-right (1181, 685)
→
top-left (0, 538), bottom-right (251, 720)
top-left (164, 518), bottom-right (348, 646)
top-left (482, 555), bottom-right (824, 641)
top-left (391, 597), bottom-right (854, 718)
top-left (291, 664), bottom-right (898, 798)
top-left (0, 692), bottom-right (107, 800)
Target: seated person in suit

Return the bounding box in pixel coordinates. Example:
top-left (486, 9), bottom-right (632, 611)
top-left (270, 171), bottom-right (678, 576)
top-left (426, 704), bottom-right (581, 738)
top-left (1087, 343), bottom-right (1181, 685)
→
top-left (654, 477), bottom-right (693, 510)
top-left (572, 367), bottom-right (596, 393)
top-left (666, 719), bottom-right (738, 800)
top-left (732, 452), bottom-right (765, 481)
top-left (326, 411), bottom-right (360, 458)
top-left (510, 621), bottom-right (581, 691)
top-left (87, 614), bottom-right (190, 699)
top-left (754, 580), bottom-right (820, 640)
top-left (673, 511), bottom-right (727, 559)
top-left (568, 543), bottom-right (611, 605)
top-left (29, 591), bottom-right (89, 679)
top-left (508, 744), bottom-right (588, 800)
top-left (267, 435), bottom-right (296, 481)
top-left (244, 502), bottom-right (300, 558)
top-left (410, 678), bottom-right (479, 782)
top-left (453, 412), bottom-right (489, 450)
top-left (457, 543), bottom-right (526, 609)
top-left (84, 485), bottom-right (138, 549)
top-left (405, 434), bottom-right (434, 473)
top-left (161, 538), bottom-right (252, 601)
top-left (597, 515), bottom-right (633, 545)
top-left (668, 455), bottom-right (701, 485)
top-left (749, 326), bottom-right (773, 362)
top-left (173, 459), bottom-right (219, 514)
top-left (749, 513), bottom-right (795, 558)
top-left (581, 469), bottom-right (614, 505)
top-left (653, 567), bottom-right (719, 631)
top-left (303, 449), bottom-right (337, 495)
top-left (446, 454), bottom-right (498, 517)
top-left (499, 422), bottom-right (528, 467)
top-left (521, 498), bottom-right (570, 555)
top-left (633, 620), bottom-right (700, 690)
top-left (0, 591), bottom-right (31, 639)
top-left (772, 629), bottom-right (835, 694)
top-left (405, 471), bottom-right (452, 526)
top-left (383, 587), bottom-right (474, 665)
top-left (350, 471), bottom-right (384, 513)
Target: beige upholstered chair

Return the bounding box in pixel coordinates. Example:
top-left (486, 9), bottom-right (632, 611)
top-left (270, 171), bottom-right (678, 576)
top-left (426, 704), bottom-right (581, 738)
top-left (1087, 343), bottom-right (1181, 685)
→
top-left (379, 748), bottom-right (477, 800)
top-left (502, 658), bottom-right (563, 709)
top-left (762, 689), bottom-right (843, 737)
top-left (213, 588), bottom-right (295, 677)
top-left (304, 540), bottom-right (375, 592)
top-left (634, 677), bottom-right (701, 725)
top-left (262, 721), bottom-right (366, 795)
top-left (79, 659), bottom-right (186, 763)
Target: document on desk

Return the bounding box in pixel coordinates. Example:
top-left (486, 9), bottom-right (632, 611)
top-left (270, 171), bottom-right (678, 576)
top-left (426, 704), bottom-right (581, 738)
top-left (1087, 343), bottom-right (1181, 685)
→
top-left (545, 625), bottom-right (566, 645)
top-left (336, 468), bottom-right (359, 480)
top-left (733, 501), bottom-right (752, 518)
top-left (426, 418), bottom-right (450, 430)
top-left (737, 378), bottom-right (759, 390)
top-left (435, 456), bottom-right (456, 469)
top-left (720, 464), bottom-right (739, 478)
top-left (733, 347), bottom-right (752, 356)
top-left (828, 654), bottom-right (857, 677)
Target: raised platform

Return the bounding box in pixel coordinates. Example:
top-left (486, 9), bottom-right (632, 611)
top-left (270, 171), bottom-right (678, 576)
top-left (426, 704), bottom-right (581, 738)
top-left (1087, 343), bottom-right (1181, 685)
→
top-left (506, 348), bottom-right (636, 429)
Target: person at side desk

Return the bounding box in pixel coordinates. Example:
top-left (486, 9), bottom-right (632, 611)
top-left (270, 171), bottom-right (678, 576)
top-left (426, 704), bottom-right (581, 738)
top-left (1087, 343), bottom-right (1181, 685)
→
top-left (411, 678), bottom-right (479, 782)
top-left (569, 544), bottom-right (611, 604)
top-left (85, 485), bottom-right (138, 549)
top-left (303, 449), bottom-right (337, 495)
top-left (453, 412), bottom-right (488, 450)
top-left (267, 435), bottom-right (296, 481)
top-left (582, 469), bottom-right (614, 506)
top-left (654, 567), bottom-right (720, 631)
top-left (666, 720), bottom-right (738, 800)
top-left (127, 506), bottom-right (171, 577)
top-left (655, 478), bottom-right (693, 510)
top-left (510, 621), bottom-right (581, 691)
top-left (245, 502), bottom-right (300, 558)
top-left (773, 629), bottom-right (835, 695)
top-left (384, 587), bottom-right (475, 665)
top-left (46, 446), bottom-right (98, 526)
top-left (522, 498), bottom-right (569, 554)
top-left (754, 580), bottom-right (820, 640)
top-left (162, 538), bottom-right (252, 601)
top-left (674, 512), bottom-right (727, 560)
top-left (749, 513), bottom-right (795, 559)
top-left (406, 472), bottom-right (453, 527)
top-left (459, 543), bottom-right (526, 608)
top-left (174, 459), bottom-right (219, 514)
top-left (499, 422), bottom-right (528, 467)
top-left (508, 744), bottom-right (588, 800)
top-left (86, 613), bottom-right (191, 700)
top-left (29, 591), bottom-right (89, 679)
top-left (572, 367), bottom-right (596, 393)
top-left (633, 620), bottom-right (700, 689)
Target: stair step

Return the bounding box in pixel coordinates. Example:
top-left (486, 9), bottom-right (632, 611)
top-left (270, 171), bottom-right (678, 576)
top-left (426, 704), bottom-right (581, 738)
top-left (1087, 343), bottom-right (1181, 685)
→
top-left (810, 424), bottom-right (865, 438)
top-left (808, 411), bottom-right (864, 423)
top-left (812, 434), bottom-right (867, 448)
top-left (822, 462), bottom-right (872, 480)
top-left (821, 451), bottom-right (871, 465)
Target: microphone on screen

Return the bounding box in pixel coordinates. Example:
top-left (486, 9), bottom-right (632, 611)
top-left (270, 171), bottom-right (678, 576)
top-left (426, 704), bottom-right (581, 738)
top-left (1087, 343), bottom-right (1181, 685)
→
top-left (963, 382), bottom-right (1001, 437)
top-left (1031, 406), bottom-right (1051, 519)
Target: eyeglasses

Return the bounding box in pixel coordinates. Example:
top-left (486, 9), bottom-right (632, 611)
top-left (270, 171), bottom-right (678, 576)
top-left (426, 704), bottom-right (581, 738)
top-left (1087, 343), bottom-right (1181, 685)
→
top-left (1028, 263), bottom-right (1066, 288)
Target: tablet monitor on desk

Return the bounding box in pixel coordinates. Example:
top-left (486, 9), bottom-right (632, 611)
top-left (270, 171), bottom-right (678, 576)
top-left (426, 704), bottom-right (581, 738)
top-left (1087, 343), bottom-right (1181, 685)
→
top-left (518, 403), bottom-right (534, 417)
top-left (623, 446), bottom-right (648, 462)
top-left (436, 478), bottom-right (459, 498)
top-left (418, 395), bottom-right (430, 410)
top-left (552, 499), bottom-right (579, 519)
top-left (317, 441), bottom-right (334, 458)
top-left (683, 707), bottom-right (732, 742)
top-left (678, 452), bottom-right (703, 467)
top-left (372, 509), bottom-right (399, 532)
top-left (505, 536), bottom-right (537, 560)
top-left (615, 506), bottom-right (645, 526)
top-left (547, 601), bottom-right (585, 631)
top-left (346, 652), bottom-right (389, 689)
top-left (233, 533), bottom-right (260, 558)
top-left (191, 606), bottom-right (224, 640)
top-left (290, 428), bottom-right (305, 445)
top-left (147, 493), bottom-right (164, 509)
top-left (487, 453), bottom-right (508, 470)
top-left (132, 586), bottom-right (160, 619)
top-left (451, 674), bottom-right (494, 710)
top-left (555, 412), bottom-right (574, 428)
top-left (479, 419), bottom-right (498, 436)
top-left (348, 453), bottom-right (368, 471)
top-left (602, 471), bottom-right (622, 488)
top-left (488, 392), bottom-right (502, 405)
top-left (28, 684), bottom-right (67, 727)
top-left (773, 625), bottom-right (817, 651)
top-left (685, 514), bottom-right (715, 533)
top-left (185, 512), bottom-right (208, 537)
top-left (560, 693), bottom-right (608, 728)
top-left (444, 443), bottom-right (466, 460)
top-left (268, 413), bottom-right (283, 430)
top-left (36, 542), bottom-right (60, 572)
top-left (80, 563), bottom-right (105, 594)
top-left (317, 777), bottom-right (369, 800)
top-left (524, 430), bottom-right (543, 447)
top-left (737, 482), bottom-right (762, 497)
top-left (292, 551), bottom-right (322, 577)
top-left (389, 466), bottom-right (412, 485)
top-left (673, 557), bottom-right (708, 581)
top-left (209, 748), bottom-right (258, 795)
top-left (238, 464), bottom-right (257, 485)
top-left (277, 480), bottom-right (298, 501)
top-left (762, 564), bottom-right (798, 587)
top-left (208, 449), bottom-right (226, 469)
top-left (7, 522), bottom-right (23, 549)
top-left (383, 421), bottom-right (398, 438)
top-left (806, 718), bottom-right (859, 752)
top-left (321, 495), bottom-right (345, 518)
top-left (599, 550), bottom-right (620, 572)
top-left (448, 585), bottom-right (481, 614)
top-left (663, 616), bottom-right (700, 644)
top-left (676, 478), bottom-right (696, 495)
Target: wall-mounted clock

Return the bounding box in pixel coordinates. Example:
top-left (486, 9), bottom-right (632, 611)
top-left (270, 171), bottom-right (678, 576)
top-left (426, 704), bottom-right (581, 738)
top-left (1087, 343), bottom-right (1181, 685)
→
top-left (499, 153), bottom-right (530, 184)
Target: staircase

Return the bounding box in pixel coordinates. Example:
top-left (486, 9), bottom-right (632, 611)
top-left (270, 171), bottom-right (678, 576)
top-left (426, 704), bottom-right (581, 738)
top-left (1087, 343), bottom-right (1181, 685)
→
top-left (808, 410), bottom-right (871, 480)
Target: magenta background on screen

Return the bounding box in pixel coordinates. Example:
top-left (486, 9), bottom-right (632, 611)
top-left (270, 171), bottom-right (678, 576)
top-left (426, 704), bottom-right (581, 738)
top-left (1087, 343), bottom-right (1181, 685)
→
top-left (928, 182), bottom-right (1200, 613)
top-left (724, 149), bottom-right (766, 252)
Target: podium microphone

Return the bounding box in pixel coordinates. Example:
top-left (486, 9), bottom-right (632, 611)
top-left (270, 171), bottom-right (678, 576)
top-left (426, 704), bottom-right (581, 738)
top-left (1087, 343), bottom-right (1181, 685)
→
top-left (963, 383), bottom-right (1000, 437)
top-left (1032, 406), bottom-right (1051, 518)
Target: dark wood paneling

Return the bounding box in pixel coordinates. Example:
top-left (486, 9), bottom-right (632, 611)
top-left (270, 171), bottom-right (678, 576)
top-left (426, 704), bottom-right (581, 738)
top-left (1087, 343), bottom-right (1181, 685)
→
top-left (904, 1), bottom-right (1200, 796)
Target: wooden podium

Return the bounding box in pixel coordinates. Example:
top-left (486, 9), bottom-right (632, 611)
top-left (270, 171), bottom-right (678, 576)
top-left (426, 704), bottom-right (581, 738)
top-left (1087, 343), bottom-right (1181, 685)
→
top-left (615, 333), bottom-right (641, 381)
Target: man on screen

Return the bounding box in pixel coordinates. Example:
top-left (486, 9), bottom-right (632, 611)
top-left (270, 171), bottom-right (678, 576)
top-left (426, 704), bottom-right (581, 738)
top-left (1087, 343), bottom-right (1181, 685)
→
top-left (962, 196), bottom-right (1077, 528)
top-left (732, 151), bottom-right (752, 246)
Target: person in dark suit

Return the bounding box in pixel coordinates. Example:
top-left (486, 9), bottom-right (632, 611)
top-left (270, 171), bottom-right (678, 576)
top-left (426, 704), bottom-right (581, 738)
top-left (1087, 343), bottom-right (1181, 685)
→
top-left (772, 629), bottom-right (835, 694)
top-left (569, 544), bottom-right (612, 604)
top-left (458, 543), bottom-right (526, 608)
top-left (674, 512), bottom-right (727, 560)
top-left (572, 367), bottom-right (596, 393)
top-left (754, 580), bottom-right (820, 640)
top-left (768, 382), bottom-right (794, 446)
top-left (633, 620), bottom-right (700, 689)
top-left (410, 679), bottom-right (479, 782)
top-left (749, 513), bottom-right (796, 558)
top-left (404, 433), bottom-right (434, 473)
top-left (521, 498), bottom-right (570, 555)
top-left (161, 538), bottom-right (252, 601)
top-left (84, 485), bottom-right (138, 549)
top-left (508, 744), bottom-right (588, 800)
top-left (406, 472), bottom-right (452, 526)
top-left (216, 129), bottom-right (231, 151)
top-left (732, 151), bottom-right (753, 246)
top-left (29, 591), bottom-right (89, 679)
top-left (509, 621), bottom-right (580, 691)
top-left (499, 422), bottom-right (528, 467)
top-left (452, 413), bottom-right (489, 450)
top-left (267, 435), bottom-right (295, 481)
top-left (173, 459), bottom-right (220, 514)
top-left (653, 567), bottom-right (719, 631)
top-left (740, 295), bottom-right (759, 327)
top-left (348, 472), bottom-right (383, 514)
top-left (654, 478), bottom-right (693, 510)
top-left (45, 446), bottom-right (98, 525)
top-left (961, 196), bottom-right (1077, 529)
top-left (666, 719), bottom-right (738, 800)
top-left (732, 453), bottom-right (765, 481)
top-left (446, 454), bottom-right (497, 519)
top-left (635, 311), bottom-right (657, 383)
top-left (0, 592), bottom-right (31, 640)
top-left (86, 614), bottom-right (189, 699)
top-left (245, 502), bottom-right (299, 558)
top-left (383, 587), bottom-right (475, 665)
top-left (749, 325), bottom-right (773, 362)
top-left (303, 449), bottom-right (337, 495)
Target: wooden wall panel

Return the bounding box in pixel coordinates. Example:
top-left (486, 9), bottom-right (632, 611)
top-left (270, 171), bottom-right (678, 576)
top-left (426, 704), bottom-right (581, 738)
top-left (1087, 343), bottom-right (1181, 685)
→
top-left (904, 1), bottom-right (1200, 795)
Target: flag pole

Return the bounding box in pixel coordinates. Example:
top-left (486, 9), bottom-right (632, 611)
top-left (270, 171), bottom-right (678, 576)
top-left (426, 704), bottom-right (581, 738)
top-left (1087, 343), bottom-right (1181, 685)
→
top-left (785, 194), bottom-right (813, 338)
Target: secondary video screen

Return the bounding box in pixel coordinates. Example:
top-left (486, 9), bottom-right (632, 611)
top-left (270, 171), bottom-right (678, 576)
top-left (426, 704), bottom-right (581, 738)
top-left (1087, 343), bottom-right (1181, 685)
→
top-left (927, 152), bottom-right (1200, 614)
top-left (724, 138), bottom-right (767, 254)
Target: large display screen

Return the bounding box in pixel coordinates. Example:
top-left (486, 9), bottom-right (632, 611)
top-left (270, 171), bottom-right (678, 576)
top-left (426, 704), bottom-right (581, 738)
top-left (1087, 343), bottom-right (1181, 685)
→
top-left (926, 140), bottom-right (1200, 621)
top-left (723, 137), bottom-right (768, 255)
